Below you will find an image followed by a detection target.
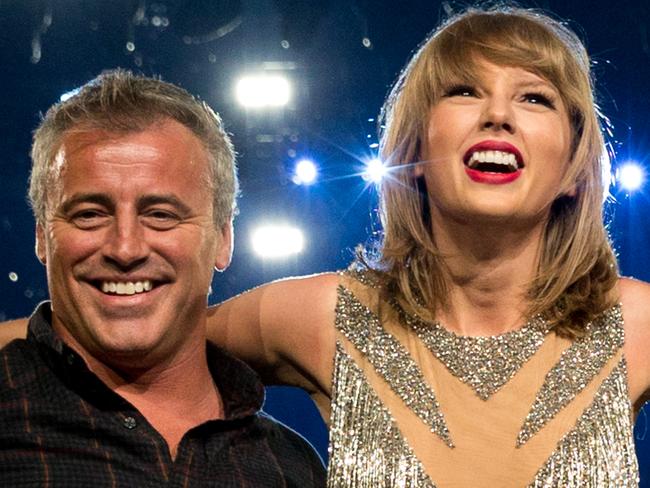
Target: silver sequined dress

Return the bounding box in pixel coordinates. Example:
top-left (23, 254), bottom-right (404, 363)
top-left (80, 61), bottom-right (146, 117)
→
top-left (326, 270), bottom-right (639, 487)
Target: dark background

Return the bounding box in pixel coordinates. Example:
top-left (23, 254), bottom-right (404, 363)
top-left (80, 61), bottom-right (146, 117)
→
top-left (1, 0), bottom-right (648, 482)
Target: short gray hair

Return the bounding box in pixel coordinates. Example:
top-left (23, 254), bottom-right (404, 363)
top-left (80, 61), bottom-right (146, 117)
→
top-left (30, 69), bottom-right (238, 228)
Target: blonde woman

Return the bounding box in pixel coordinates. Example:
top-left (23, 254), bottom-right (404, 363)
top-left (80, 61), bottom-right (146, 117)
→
top-left (3, 6), bottom-right (649, 486)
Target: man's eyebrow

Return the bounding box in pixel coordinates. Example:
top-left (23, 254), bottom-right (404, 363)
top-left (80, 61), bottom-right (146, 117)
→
top-left (137, 194), bottom-right (192, 215)
top-left (60, 193), bottom-right (114, 214)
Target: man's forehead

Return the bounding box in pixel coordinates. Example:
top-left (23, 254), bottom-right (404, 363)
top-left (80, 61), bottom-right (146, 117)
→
top-left (59, 120), bottom-right (193, 154)
top-left (60, 134), bottom-right (169, 168)
top-left (54, 122), bottom-right (208, 172)
top-left (46, 121), bottom-right (213, 211)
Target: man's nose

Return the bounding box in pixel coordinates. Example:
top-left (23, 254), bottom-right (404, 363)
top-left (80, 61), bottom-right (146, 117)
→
top-left (479, 94), bottom-right (516, 134)
top-left (102, 214), bottom-right (149, 270)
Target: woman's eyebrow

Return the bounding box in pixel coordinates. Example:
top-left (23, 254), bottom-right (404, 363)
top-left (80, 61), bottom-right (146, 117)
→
top-left (515, 79), bottom-right (558, 91)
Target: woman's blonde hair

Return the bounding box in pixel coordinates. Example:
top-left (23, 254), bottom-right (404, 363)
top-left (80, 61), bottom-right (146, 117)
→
top-left (364, 5), bottom-right (618, 337)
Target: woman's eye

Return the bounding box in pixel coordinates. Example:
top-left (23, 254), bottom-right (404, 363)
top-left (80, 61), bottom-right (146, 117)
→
top-left (523, 92), bottom-right (556, 108)
top-left (444, 85), bottom-right (477, 98)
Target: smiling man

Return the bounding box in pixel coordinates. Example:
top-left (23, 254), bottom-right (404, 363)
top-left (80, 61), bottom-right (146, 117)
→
top-left (0, 70), bottom-right (325, 487)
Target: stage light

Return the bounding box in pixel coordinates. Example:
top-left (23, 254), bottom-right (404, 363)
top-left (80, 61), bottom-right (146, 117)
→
top-left (236, 74), bottom-right (291, 108)
top-left (362, 158), bottom-right (386, 184)
top-left (292, 159), bottom-right (317, 185)
top-left (618, 162), bottom-right (644, 192)
top-left (251, 224), bottom-right (304, 258)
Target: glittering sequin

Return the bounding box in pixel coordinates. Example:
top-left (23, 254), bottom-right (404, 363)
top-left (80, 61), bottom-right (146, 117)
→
top-left (397, 304), bottom-right (550, 400)
top-left (344, 266), bottom-right (381, 288)
top-left (528, 359), bottom-right (639, 487)
top-left (328, 343), bottom-right (436, 488)
top-left (332, 274), bottom-right (638, 486)
top-left (517, 305), bottom-right (624, 446)
top-left (335, 286), bottom-right (453, 447)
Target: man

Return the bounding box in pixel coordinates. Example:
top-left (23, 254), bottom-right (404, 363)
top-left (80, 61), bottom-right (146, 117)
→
top-left (0, 70), bottom-right (325, 486)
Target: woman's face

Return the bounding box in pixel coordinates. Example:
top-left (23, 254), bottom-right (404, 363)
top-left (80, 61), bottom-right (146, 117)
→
top-left (417, 59), bottom-right (573, 231)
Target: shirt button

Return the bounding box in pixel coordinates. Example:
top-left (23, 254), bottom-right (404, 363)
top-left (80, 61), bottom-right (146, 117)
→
top-left (66, 354), bottom-right (75, 365)
top-left (123, 416), bottom-right (137, 429)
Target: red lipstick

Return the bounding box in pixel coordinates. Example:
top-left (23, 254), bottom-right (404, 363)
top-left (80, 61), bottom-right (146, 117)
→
top-left (463, 140), bottom-right (524, 185)
top-left (463, 140), bottom-right (524, 166)
top-left (465, 167), bottom-right (522, 184)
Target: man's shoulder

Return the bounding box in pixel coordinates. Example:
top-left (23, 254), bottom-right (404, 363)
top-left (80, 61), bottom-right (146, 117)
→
top-left (255, 410), bottom-right (314, 443)
top-left (0, 338), bottom-right (46, 394)
top-left (252, 411), bottom-right (326, 483)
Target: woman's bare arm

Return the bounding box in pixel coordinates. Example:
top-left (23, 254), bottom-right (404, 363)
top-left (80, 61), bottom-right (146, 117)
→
top-left (0, 274), bottom-right (340, 398)
top-left (619, 277), bottom-right (650, 412)
top-left (207, 273), bottom-right (339, 397)
top-left (0, 319), bottom-right (29, 348)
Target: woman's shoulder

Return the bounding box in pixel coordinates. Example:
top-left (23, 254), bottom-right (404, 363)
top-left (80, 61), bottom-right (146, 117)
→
top-left (617, 276), bottom-right (650, 321)
top-left (616, 276), bottom-right (650, 407)
top-left (616, 276), bottom-right (650, 349)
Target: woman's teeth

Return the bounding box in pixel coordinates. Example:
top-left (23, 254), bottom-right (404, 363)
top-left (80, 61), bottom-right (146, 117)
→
top-left (467, 150), bottom-right (518, 171)
top-left (101, 280), bottom-right (153, 295)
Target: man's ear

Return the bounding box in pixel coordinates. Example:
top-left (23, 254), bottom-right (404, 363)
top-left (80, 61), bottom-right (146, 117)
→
top-left (35, 224), bottom-right (47, 266)
top-left (214, 221), bottom-right (233, 272)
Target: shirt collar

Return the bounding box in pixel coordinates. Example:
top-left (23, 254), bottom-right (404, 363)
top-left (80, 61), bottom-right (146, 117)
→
top-left (28, 301), bottom-right (266, 420)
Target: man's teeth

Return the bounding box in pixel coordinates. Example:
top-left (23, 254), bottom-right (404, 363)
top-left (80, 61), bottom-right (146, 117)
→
top-left (101, 280), bottom-right (153, 295)
top-left (467, 150), bottom-right (518, 170)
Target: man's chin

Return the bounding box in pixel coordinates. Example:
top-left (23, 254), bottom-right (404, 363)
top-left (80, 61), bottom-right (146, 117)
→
top-left (87, 339), bottom-right (171, 375)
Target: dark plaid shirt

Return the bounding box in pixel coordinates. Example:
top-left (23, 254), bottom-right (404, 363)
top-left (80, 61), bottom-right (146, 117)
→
top-left (0, 303), bottom-right (326, 487)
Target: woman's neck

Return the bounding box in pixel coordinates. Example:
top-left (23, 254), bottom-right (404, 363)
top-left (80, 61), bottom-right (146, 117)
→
top-left (432, 217), bottom-right (546, 336)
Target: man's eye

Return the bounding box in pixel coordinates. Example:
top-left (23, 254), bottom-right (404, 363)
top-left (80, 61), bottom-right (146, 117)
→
top-left (523, 92), bottom-right (556, 108)
top-left (143, 210), bottom-right (181, 230)
top-left (444, 85), bottom-right (477, 97)
top-left (70, 210), bottom-right (108, 229)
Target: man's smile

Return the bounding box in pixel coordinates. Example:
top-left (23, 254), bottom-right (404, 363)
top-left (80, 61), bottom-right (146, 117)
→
top-left (100, 280), bottom-right (154, 295)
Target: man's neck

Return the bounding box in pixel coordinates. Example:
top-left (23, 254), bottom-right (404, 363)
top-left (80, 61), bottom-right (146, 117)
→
top-left (111, 346), bottom-right (223, 459)
top-left (114, 361), bottom-right (224, 460)
top-left (60, 328), bottom-right (224, 460)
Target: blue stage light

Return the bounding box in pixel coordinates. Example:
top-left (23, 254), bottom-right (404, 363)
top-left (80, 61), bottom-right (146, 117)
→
top-left (236, 74), bottom-right (291, 108)
top-left (362, 158), bottom-right (386, 184)
top-left (618, 162), bottom-right (644, 192)
top-left (293, 159), bottom-right (317, 185)
top-left (251, 224), bottom-right (304, 258)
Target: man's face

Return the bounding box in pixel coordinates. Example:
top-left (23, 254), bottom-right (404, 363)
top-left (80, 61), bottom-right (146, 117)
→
top-left (36, 118), bottom-right (232, 370)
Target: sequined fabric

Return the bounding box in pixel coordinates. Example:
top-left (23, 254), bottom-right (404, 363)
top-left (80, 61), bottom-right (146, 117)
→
top-left (335, 286), bottom-right (453, 446)
top-left (327, 343), bottom-right (436, 488)
top-left (528, 359), bottom-right (638, 487)
top-left (328, 270), bottom-right (639, 487)
top-left (398, 304), bottom-right (549, 400)
top-left (517, 305), bottom-right (625, 446)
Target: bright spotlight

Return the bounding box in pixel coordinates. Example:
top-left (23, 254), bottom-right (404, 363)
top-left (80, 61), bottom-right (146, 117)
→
top-left (618, 162), bottom-right (644, 192)
top-left (252, 224), bottom-right (304, 258)
top-left (292, 159), bottom-right (317, 185)
top-left (236, 74), bottom-right (291, 108)
top-left (362, 158), bottom-right (387, 184)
